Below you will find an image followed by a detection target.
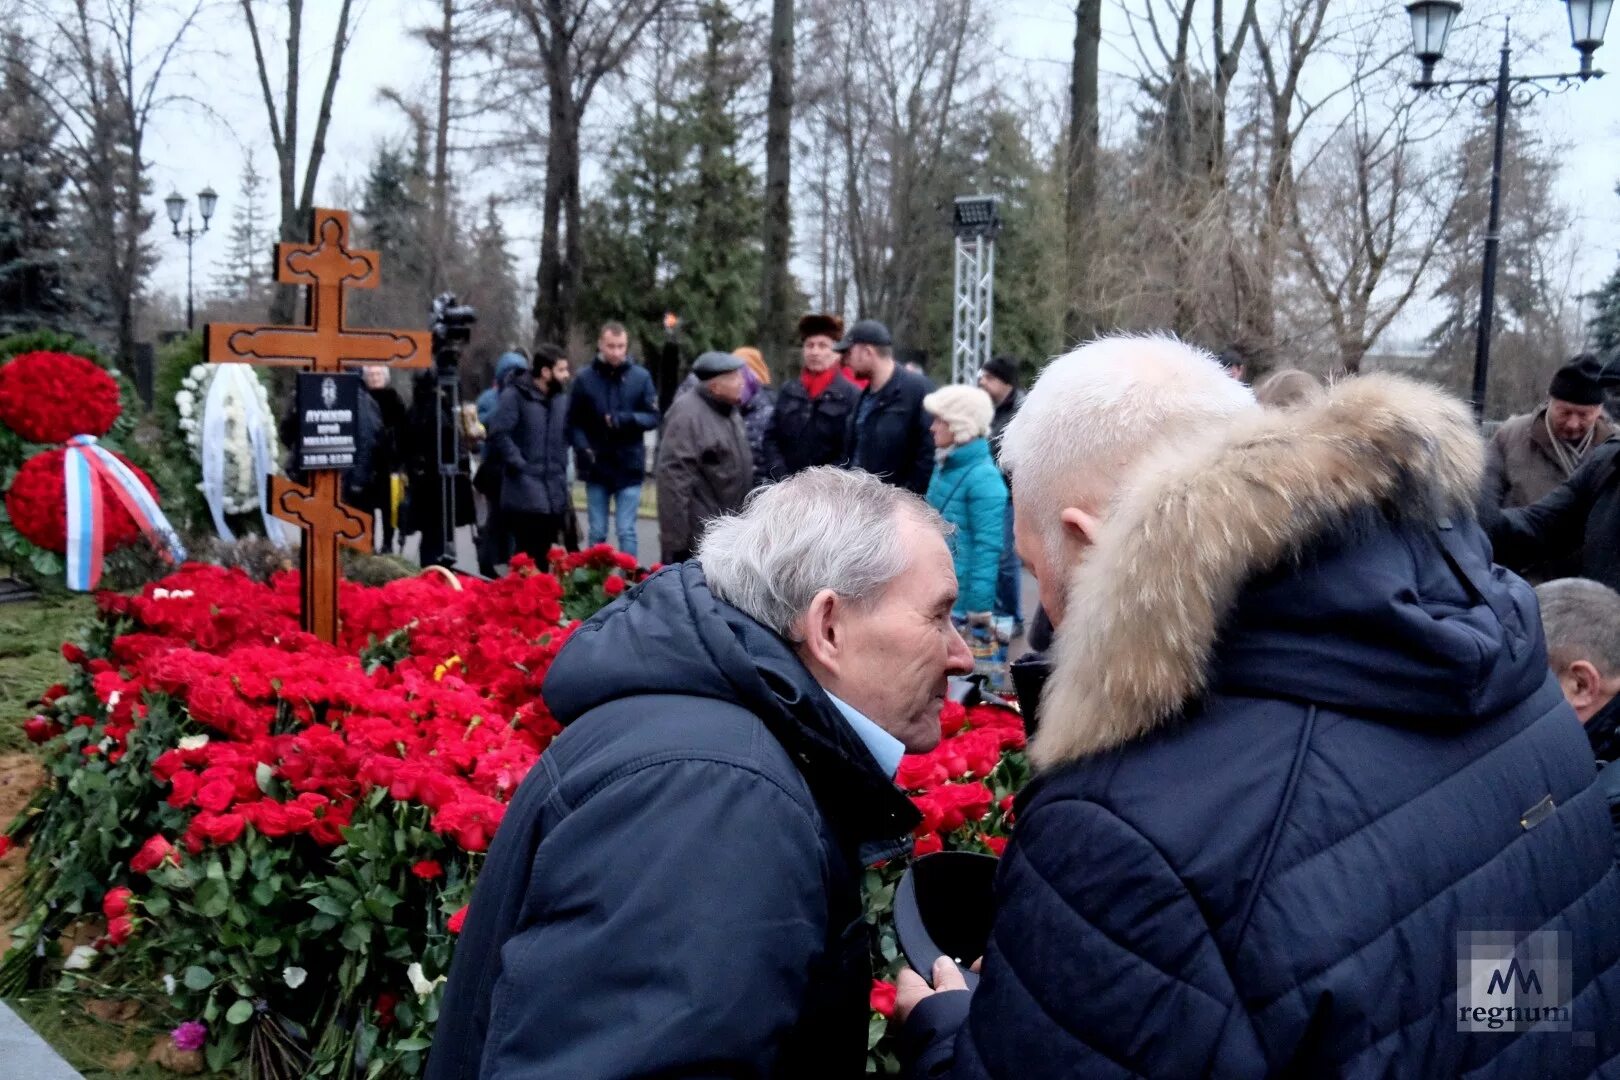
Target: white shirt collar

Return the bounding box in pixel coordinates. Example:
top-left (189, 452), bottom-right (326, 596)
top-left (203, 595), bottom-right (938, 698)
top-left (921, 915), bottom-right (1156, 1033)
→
top-left (824, 691), bottom-right (905, 779)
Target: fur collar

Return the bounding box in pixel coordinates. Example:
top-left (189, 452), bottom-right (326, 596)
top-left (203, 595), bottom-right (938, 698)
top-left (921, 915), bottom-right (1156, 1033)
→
top-left (1030, 374), bottom-right (1483, 771)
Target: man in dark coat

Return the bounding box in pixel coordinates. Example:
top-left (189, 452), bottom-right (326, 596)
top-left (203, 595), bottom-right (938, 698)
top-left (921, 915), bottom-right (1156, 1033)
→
top-left (566, 321), bottom-right (659, 559)
top-left (840, 319), bottom-right (934, 495)
top-left (361, 365), bottom-right (410, 553)
top-left (898, 338), bottom-right (1620, 1078)
top-left (1536, 577), bottom-right (1620, 853)
top-left (485, 346), bottom-right (571, 563)
top-left (655, 351), bottom-right (753, 564)
top-left (1483, 355), bottom-right (1614, 580)
top-left (429, 468), bottom-right (975, 1079)
top-left (763, 313), bottom-right (859, 481)
top-left (978, 355), bottom-right (1024, 632)
top-left (1486, 438), bottom-right (1620, 593)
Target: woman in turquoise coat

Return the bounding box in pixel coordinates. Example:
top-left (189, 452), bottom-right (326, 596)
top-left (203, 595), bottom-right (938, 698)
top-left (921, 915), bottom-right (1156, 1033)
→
top-left (922, 385), bottom-right (1008, 624)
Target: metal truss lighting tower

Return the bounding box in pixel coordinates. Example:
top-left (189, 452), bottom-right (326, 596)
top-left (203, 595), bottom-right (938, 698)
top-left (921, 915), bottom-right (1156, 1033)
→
top-left (951, 195), bottom-right (1001, 385)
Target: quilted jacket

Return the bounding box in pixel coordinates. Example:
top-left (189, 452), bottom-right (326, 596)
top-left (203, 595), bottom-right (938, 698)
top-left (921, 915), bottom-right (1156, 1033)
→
top-left (903, 376), bottom-right (1620, 1079)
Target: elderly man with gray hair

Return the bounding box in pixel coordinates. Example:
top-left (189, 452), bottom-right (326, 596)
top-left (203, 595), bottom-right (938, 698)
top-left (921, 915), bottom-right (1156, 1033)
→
top-left (429, 468), bottom-right (974, 1080)
top-left (1536, 578), bottom-right (1620, 763)
top-left (898, 335), bottom-right (1620, 1078)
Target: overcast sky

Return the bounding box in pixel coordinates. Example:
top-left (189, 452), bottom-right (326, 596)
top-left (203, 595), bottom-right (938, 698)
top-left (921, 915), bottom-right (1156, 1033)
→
top-left (139, 0), bottom-right (1620, 352)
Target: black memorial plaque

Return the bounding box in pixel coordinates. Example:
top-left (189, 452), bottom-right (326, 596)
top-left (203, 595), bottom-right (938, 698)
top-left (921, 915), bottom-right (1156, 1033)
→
top-left (296, 372), bottom-right (360, 471)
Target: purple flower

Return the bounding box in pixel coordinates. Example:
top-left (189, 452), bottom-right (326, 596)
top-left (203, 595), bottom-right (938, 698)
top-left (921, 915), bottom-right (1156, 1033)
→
top-left (170, 1020), bottom-right (207, 1052)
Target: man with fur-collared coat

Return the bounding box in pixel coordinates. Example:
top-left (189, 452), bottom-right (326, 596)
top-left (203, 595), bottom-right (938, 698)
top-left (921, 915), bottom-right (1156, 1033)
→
top-left (897, 337), bottom-right (1620, 1079)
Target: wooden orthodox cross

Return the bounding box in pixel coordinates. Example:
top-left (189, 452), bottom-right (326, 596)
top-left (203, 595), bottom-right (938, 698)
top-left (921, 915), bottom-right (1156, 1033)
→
top-left (204, 208), bottom-right (430, 644)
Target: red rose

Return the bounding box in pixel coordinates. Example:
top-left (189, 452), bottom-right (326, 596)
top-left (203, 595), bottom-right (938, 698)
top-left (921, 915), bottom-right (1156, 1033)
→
top-left (102, 886), bottom-right (133, 918)
top-left (61, 642), bottom-right (86, 665)
top-left (913, 832), bottom-right (944, 857)
top-left (447, 904), bottom-right (469, 934)
top-left (187, 811), bottom-right (246, 848)
top-left (980, 834), bottom-right (1008, 856)
top-left (106, 913), bottom-right (135, 947)
top-left (612, 552), bottom-right (637, 572)
top-left (23, 715), bottom-right (61, 744)
top-left (195, 778), bottom-right (236, 813)
top-left (374, 991), bottom-right (399, 1029)
top-left (411, 859), bottom-right (444, 880)
top-left (602, 575), bottom-right (626, 597)
top-left (130, 834), bottom-right (178, 874)
top-left (870, 979), bottom-right (897, 1018)
top-left (0, 835), bottom-right (12, 859)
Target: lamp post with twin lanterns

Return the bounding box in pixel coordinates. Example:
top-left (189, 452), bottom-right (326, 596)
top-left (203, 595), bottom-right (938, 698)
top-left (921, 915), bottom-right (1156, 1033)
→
top-left (164, 186), bottom-right (218, 333)
top-left (1406, 0), bottom-right (1609, 421)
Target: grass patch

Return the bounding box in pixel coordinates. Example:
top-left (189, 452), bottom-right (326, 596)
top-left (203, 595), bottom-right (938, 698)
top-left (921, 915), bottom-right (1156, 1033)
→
top-left (0, 595), bottom-right (95, 754)
top-left (7, 994), bottom-right (226, 1078)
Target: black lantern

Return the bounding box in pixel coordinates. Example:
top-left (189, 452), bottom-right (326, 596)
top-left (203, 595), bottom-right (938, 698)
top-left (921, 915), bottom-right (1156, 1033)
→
top-left (197, 185), bottom-right (219, 224)
top-left (1407, 0), bottom-right (1463, 86)
top-left (1567, 0), bottom-right (1614, 76)
top-left (164, 190), bottom-right (186, 228)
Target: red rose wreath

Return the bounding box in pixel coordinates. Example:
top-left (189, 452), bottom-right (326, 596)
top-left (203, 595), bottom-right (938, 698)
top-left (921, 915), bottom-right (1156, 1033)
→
top-left (0, 350), bottom-right (121, 444)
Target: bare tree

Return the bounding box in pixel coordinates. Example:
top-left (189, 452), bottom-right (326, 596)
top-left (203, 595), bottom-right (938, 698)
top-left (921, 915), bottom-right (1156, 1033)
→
top-left (504, 0), bottom-right (671, 346)
top-left (756, 0), bottom-right (794, 367)
top-left (21, 0), bottom-right (203, 364)
top-left (239, 0), bottom-right (360, 324)
top-left (804, 0), bottom-right (987, 345)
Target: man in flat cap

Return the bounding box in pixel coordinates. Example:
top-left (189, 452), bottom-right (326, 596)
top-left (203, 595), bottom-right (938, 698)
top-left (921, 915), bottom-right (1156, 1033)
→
top-left (654, 351), bottom-right (754, 563)
top-left (763, 314), bottom-right (861, 481)
top-left (1486, 355), bottom-right (1614, 512)
top-left (839, 319), bottom-right (935, 495)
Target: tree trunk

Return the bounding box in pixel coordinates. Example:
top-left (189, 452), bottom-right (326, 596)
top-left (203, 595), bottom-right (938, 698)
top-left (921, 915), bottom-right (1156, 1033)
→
top-left (1063, 0), bottom-right (1100, 343)
top-left (430, 0), bottom-right (452, 294)
top-left (269, 0), bottom-right (303, 325)
top-left (535, 54), bottom-right (578, 345)
top-left (756, 0), bottom-right (794, 372)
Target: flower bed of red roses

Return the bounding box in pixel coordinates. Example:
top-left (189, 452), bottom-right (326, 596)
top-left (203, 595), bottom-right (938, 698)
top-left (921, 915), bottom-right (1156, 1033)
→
top-left (6, 543), bottom-right (1027, 1078)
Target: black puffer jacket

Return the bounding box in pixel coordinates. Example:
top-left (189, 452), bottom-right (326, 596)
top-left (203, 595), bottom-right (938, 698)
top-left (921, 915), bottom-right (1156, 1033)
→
top-left (905, 376), bottom-right (1620, 1079)
top-left (763, 373), bottom-right (859, 480)
top-left (485, 379), bottom-right (569, 515)
top-left (1487, 439), bottom-right (1620, 593)
top-left (848, 366), bottom-right (935, 494)
top-left (428, 563), bottom-right (919, 1080)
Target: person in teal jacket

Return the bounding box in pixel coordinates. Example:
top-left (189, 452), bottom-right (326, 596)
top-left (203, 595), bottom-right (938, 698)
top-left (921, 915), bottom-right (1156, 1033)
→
top-left (922, 385), bottom-right (1007, 624)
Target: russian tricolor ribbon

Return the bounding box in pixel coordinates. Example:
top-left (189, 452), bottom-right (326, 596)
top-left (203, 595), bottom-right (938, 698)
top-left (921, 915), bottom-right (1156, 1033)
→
top-left (64, 435), bottom-right (186, 591)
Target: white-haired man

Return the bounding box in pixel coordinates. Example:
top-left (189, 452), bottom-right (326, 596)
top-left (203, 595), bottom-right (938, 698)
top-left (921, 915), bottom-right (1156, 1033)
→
top-left (430, 468), bottom-right (973, 1080)
top-left (897, 335), bottom-right (1620, 1077)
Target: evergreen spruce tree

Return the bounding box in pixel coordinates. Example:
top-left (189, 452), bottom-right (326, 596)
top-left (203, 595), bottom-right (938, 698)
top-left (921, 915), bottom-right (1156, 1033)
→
top-left (576, 1), bottom-right (763, 359)
top-left (212, 151), bottom-right (272, 305)
top-left (1590, 184), bottom-right (1620, 358)
top-left (0, 30), bottom-right (71, 334)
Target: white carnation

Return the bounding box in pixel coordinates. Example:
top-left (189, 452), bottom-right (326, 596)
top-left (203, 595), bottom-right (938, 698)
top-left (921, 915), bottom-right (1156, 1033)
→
top-left (64, 945), bottom-right (98, 971)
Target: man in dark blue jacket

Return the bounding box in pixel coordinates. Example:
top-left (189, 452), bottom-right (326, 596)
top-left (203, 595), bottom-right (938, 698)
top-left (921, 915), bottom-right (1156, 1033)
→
top-left (840, 319), bottom-right (935, 495)
top-left (430, 467), bottom-right (975, 1079)
top-left (898, 336), bottom-right (1620, 1078)
top-left (566, 321), bottom-right (658, 559)
top-left (484, 346), bottom-right (571, 563)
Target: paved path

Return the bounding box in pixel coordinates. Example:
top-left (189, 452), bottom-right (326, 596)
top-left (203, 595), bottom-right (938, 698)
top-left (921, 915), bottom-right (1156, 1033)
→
top-left (0, 1002), bottom-right (83, 1079)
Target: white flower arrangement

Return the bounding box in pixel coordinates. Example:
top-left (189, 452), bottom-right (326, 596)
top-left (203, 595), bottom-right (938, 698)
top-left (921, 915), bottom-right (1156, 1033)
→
top-left (177, 365), bottom-right (281, 514)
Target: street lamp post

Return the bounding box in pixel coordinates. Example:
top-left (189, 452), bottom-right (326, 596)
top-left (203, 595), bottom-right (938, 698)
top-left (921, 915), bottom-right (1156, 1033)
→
top-left (1406, 0), bottom-right (1609, 421)
top-left (164, 185), bottom-right (219, 333)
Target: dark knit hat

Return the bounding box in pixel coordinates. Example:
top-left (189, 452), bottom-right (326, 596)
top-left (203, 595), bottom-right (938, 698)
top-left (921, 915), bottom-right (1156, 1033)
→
top-left (980, 355), bottom-right (1019, 388)
top-left (1549, 354), bottom-right (1605, 406)
top-left (692, 351), bottom-right (745, 380)
top-left (797, 313), bottom-right (844, 342)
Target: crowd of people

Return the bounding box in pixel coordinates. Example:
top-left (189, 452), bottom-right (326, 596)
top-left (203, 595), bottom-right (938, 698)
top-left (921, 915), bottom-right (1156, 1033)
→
top-left (377, 314), bottom-right (1036, 654)
top-left (419, 329), bottom-right (1620, 1079)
